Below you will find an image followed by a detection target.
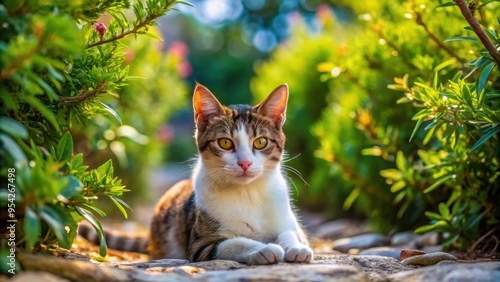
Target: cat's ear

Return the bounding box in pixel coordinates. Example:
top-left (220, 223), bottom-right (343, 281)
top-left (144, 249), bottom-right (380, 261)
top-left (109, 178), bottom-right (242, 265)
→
top-left (193, 83), bottom-right (224, 129)
top-left (254, 84), bottom-right (289, 128)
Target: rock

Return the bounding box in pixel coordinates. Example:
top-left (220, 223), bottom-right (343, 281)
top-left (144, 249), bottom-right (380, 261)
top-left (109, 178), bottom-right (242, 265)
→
top-left (443, 267), bottom-right (500, 282)
top-left (8, 271), bottom-right (70, 282)
top-left (145, 265), bottom-right (205, 275)
top-left (314, 219), bottom-right (369, 240)
top-left (388, 261), bottom-right (500, 282)
top-left (359, 246), bottom-right (403, 259)
top-left (417, 232), bottom-right (441, 246)
top-left (333, 234), bottom-right (390, 253)
top-left (401, 252), bottom-right (457, 266)
top-left (119, 259), bottom-right (188, 269)
top-left (391, 231), bottom-right (420, 245)
top-left (400, 249), bottom-right (426, 260)
top-left (199, 264), bottom-right (368, 282)
top-left (299, 211), bottom-right (327, 232)
top-left (421, 245), bottom-right (444, 253)
top-left (188, 260), bottom-right (244, 271)
top-left (349, 255), bottom-right (415, 277)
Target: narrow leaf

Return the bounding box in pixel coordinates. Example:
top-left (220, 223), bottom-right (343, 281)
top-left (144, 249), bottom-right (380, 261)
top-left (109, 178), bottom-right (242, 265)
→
top-left (414, 224), bottom-right (435, 234)
top-left (37, 206), bottom-right (70, 248)
top-left (476, 63), bottom-right (495, 100)
top-left (423, 174), bottom-right (454, 193)
top-left (410, 117), bottom-right (424, 142)
top-left (24, 207), bottom-right (41, 250)
top-left (0, 134), bottom-right (28, 166)
top-left (143, 32), bottom-right (163, 41)
top-left (176, 0), bottom-right (195, 7)
top-left (443, 36), bottom-right (479, 42)
top-left (75, 206), bottom-right (107, 257)
top-left (23, 95), bottom-right (60, 132)
top-left (0, 117), bottom-right (28, 139)
top-left (424, 211), bottom-right (442, 221)
top-left (438, 203), bottom-right (451, 220)
top-left (110, 196), bottom-right (128, 219)
top-left (96, 100), bottom-right (122, 125)
top-left (469, 126), bottom-right (500, 153)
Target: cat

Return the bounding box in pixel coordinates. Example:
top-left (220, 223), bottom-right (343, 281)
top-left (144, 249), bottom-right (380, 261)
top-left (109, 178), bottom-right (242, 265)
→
top-left (79, 83), bottom-right (313, 265)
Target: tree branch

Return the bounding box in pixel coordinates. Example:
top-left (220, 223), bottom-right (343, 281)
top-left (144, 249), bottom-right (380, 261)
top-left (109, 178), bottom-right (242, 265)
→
top-left (454, 0), bottom-right (500, 66)
top-left (60, 81), bottom-right (108, 103)
top-left (86, 17), bottom-right (157, 49)
top-left (414, 11), bottom-right (466, 64)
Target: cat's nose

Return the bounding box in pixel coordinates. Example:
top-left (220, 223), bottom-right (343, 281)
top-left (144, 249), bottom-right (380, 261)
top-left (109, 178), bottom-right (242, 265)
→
top-left (238, 160), bottom-right (252, 172)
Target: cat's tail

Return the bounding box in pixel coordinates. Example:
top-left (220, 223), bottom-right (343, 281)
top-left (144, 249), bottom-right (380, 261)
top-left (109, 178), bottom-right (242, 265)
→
top-left (78, 222), bottom-right (149, 254)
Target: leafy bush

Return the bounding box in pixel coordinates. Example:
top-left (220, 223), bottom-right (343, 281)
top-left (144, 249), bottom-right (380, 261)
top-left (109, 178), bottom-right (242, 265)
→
top-left (253, 0), bottom-right (499, 247)
top-left (0, 0), bottom-right (188, 267)
top-left (382, 0), bottom-right (499, 249)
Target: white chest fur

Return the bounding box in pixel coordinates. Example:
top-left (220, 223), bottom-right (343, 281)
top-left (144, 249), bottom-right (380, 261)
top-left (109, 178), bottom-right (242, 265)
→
top-left (193, 163), bottom-right (298, 243)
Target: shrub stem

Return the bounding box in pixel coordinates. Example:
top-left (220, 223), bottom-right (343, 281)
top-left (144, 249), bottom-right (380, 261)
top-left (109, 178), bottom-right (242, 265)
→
top-left (454, 0), bottom-right (500, 66)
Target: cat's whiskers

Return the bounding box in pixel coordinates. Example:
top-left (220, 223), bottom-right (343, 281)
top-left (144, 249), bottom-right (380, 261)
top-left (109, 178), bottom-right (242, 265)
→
top-left (281, 164), bottom-right (309, 186)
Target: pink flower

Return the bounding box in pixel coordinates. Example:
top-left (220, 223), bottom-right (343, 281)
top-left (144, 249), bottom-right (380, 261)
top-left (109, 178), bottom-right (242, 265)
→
top-left (93, 23), bottom-right (107, 38)
top-left (176, 61), bottom-right (192, 78)
top-left (168, 41), bottom-right (189, 59)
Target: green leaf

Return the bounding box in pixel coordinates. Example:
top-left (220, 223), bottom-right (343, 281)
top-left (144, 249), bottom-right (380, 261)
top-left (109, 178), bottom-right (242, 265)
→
top-left (390, 181), bottom-right (406, 193)
top-left (465, 56), bottom-right (490, 79)
top-left (469, 126), bottom-right (500, 153)
top-left (96, 100), bottom-right (122, 125)
top-left (79, 203), bottom-right (107, 218)
top-left (395, 151), bottom-right (407, 171)
top-left (0, 117), bottom-right (28, 139)
top-left (443, 36), bottom-right (479, 42)
top-left (0, 134), bottom-right (28, 166)
top-left (109, 196), bottom-right (129, 219)
top-left (142, 32), bottom-right (163, 41)
top-left (438, 203), bottom-right (451, 220)
top-left (69, 153), bottom-right (84, 169)
top-left (58, 175), bottom-right (83, 198)
top-left (414, 224), bottom-right (435, 234)
top-left (433, 59), bottom-right (456, 73)
top-left (442, 234), bottom-right (459, 247)
top-left (424, 211), bottom-right (442, 221)
top-left (176, 0), bottom-right (195, 7)
top-left (24, 207), bottom-right (41, 250)
top-left (23, 95), bottom-right (60, 132)
top-left (343, 187), bottom-right (360, 210)
top-left (56, 132), bottom-right (73, 162)
top-left (380, 169), bottom-right (402, 180)
top-left (424, 174), bottom-right (455, 193)
top-left (410, 117), bottom-right (424, 142)
top-left (476, 63), bottom-right (495, 101)
top-left (96, 159), bottom-right (113, 175)
top-left (37, 206), bottom-right (70, 249)
top-left (465, 213), bottom-right (483, 230)
top-left (28, 72), bottom-right (59, 101)
top-left (75, 206), bottom-right (107, 256)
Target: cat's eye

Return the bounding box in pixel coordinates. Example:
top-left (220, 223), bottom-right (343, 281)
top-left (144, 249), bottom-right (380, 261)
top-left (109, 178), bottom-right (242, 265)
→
top-left (218, 138), bottom-right (233, 150)
top-left (253, 137), bottom-right (268, 150)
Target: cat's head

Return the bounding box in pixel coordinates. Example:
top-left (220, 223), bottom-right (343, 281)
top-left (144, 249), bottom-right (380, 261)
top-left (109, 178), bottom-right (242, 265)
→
top-left (193, 83), bottom-right (288, 185)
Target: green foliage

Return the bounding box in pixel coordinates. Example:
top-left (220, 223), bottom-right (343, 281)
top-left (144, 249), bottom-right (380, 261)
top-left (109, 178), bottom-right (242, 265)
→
top-left (1, 0), bottom-right (187, 256)
top-left (251, 22), bottom-right (337, 213)
top-left (381, 3), bottom-right (500, 248)
top-left (253, 0), bottom-right (499, 247)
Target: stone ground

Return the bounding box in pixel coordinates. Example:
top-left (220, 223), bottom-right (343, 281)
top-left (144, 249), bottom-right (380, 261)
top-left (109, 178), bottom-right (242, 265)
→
top-left (4, 165), bottom-right (499, 281)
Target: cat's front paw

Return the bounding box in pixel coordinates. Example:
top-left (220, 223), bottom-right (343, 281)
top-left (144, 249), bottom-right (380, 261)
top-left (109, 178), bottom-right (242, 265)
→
top-left (247, 243), bottom-right (285, 265)
top-left (284, 245), bottom-right (313, 263)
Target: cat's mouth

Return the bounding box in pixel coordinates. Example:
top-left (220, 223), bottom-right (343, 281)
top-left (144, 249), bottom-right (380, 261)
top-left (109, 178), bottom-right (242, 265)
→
top-left (234, 171), bottom-right (259, 184)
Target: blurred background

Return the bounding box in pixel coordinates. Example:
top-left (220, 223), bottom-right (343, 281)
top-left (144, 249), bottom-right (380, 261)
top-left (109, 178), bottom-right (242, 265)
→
top-left (76, 0), bottom-right (498, 240)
